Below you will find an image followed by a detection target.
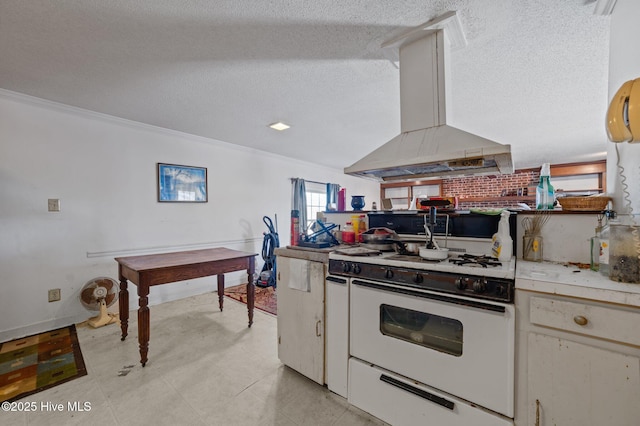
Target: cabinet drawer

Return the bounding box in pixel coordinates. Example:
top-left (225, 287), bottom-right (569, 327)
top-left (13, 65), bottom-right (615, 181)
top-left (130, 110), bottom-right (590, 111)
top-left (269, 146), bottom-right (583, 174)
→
top-left (530, 296), bottom-right (640, 346)
top-left (348, 358), bottom-right (512, 426)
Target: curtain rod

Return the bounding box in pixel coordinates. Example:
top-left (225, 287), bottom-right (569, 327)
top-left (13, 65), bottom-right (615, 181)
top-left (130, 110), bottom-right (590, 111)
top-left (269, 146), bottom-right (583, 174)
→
top-left (289, 177), bottom-right (328, 186)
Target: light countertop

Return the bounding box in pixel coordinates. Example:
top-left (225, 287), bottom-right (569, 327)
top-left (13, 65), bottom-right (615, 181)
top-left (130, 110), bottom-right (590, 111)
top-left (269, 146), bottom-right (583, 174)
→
top-left (278, 246), bottom-right (640, 307)
top-left (516, 260), bottom-right (640, 307)
top-left (275, 245), bottom-right (348, 263)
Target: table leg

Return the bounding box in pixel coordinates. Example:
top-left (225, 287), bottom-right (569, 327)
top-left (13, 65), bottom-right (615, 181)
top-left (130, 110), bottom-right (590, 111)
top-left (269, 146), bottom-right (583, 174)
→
top-left (217, 274), bottom-right (224, 311)
top-left (138, 284), bottom-right (150, 367)
top-left (119, 278), bottom-right (129, 341)
top-left (247, 257), bottom-right (255, 327)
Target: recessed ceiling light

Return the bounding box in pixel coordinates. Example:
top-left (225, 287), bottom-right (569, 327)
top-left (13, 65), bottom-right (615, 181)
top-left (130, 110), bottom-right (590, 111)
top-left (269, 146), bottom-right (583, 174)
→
top-left (269, 122), bottom-right (290, 131)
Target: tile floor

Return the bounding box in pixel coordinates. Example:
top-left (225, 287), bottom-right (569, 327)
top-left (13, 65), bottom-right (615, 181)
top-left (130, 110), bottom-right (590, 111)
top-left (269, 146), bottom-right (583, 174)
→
top-left (1, 292), bottom-right (387, 425)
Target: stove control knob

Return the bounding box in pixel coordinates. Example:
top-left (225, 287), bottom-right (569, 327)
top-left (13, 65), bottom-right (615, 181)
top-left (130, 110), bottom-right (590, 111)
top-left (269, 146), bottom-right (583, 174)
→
top-left (342, 262), bottom-right (351, 273)
top-left (496, 285), bottom-right (505, 296)
top-left (353, 264), bottom-right (362, 274)
top-left (385, 269), bottom-right (394, 279)
top-left (473, 279), bottom-right (487, 294)
top-left (455, 277), bottom-right (467, 290)
top-left (413, 273), bottom-right (424, 284)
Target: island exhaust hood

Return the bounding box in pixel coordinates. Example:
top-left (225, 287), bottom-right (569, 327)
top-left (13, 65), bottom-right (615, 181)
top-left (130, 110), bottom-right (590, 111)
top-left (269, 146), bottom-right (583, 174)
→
top-left (345, 11), bottom-right (513, 181)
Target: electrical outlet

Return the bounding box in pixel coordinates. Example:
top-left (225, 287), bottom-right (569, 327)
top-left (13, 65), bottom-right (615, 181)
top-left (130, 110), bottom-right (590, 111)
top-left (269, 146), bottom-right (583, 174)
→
top-left (48, 288), bottom-right (61, 302)
top-left (48, 198), bottom-right (60, 212)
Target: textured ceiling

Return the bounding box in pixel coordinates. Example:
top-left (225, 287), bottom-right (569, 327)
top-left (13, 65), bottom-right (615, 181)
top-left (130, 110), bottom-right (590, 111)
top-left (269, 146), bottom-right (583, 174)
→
top-left (0, 0), bottom-right (610, 171)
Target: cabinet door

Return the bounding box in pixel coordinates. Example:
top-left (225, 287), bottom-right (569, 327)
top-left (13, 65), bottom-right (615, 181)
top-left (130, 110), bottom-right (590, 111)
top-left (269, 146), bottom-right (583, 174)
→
top-left (326, 276), bottom-right (349, 397)
top-left (527, 332), bottom-right (640, 426)
top-left (277, 256), bottom-right (325, 384)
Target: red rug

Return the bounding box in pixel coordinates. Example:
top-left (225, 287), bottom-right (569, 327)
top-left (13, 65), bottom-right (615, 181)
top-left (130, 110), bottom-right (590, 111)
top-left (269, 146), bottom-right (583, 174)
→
top-left (225, 284), bottom-right (277, 316)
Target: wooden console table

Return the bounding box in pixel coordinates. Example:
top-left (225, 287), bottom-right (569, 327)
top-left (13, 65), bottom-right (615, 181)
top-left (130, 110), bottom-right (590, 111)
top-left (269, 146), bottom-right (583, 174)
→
top-left (115, 247), bottom-right (257, 366)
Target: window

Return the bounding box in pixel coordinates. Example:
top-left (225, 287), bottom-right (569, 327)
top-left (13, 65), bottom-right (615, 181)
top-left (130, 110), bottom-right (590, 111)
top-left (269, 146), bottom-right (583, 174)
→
top-left (305, 182), bottom-right (327, 230)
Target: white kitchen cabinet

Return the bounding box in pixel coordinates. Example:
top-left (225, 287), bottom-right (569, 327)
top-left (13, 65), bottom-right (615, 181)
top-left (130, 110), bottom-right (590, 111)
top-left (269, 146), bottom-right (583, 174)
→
top-left (515, 289), bottom-right (640, 426)
top-left (276, 256), bottom-right (326, 384)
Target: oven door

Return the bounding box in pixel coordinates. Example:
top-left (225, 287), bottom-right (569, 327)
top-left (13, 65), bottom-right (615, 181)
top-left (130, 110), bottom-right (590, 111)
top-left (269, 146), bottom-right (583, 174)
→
top-left (350, 278), bottom-right (514, 418)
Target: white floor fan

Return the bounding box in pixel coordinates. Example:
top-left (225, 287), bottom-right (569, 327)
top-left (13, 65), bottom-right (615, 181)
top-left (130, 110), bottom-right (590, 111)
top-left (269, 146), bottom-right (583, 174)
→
top-left (80, 277), bottom-right (119, 328)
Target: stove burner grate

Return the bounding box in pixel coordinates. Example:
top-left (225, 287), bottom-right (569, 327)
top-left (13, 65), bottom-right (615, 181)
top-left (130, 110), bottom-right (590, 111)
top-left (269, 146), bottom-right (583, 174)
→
top-left (448, 254), bottom-right (502, 268)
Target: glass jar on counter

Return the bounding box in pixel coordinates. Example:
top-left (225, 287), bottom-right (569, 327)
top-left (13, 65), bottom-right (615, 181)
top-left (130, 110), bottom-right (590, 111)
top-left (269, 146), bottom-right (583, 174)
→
top-left (342, 222), bottom-right (356, 244)
top-left (523, 234), bottom-right (543, 262)
top-left (609, 224), bottom-right (640, 283)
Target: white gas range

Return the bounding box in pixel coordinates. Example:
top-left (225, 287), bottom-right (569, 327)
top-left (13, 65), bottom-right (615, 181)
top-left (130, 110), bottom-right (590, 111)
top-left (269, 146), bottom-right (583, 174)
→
top-left (330, 249), bottom-right (515, 302)
top-left (327, 213), bottom-right (516, 426)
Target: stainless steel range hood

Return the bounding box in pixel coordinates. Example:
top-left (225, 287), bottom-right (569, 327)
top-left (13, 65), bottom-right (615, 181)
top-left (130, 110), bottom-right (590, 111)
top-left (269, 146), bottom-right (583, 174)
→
top-left (345, 11), bottom-right (513, 182)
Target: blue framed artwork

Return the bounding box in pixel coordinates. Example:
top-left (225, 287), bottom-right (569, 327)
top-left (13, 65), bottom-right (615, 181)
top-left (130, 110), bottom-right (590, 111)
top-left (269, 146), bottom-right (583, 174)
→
top-left (157, 163), bottom-right (208, 202)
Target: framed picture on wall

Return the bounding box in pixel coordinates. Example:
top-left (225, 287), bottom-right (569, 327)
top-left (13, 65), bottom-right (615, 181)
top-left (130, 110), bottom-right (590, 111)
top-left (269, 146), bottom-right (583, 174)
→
top-left (157, 163), bottom-right (208, 202)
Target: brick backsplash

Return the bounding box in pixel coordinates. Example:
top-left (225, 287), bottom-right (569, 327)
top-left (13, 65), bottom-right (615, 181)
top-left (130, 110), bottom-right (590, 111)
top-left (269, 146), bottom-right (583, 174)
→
top-left (442, 169), bottom-right (540, 208)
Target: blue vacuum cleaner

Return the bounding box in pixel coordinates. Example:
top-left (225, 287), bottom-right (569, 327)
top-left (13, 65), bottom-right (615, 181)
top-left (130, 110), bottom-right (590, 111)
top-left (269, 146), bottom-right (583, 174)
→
top-left (256, 215), bottom-right (279, 288)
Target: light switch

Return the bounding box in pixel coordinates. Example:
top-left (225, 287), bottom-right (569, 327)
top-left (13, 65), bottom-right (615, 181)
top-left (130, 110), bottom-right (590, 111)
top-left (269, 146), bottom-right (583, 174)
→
top-left (48, 198), bottom-right (60, 212)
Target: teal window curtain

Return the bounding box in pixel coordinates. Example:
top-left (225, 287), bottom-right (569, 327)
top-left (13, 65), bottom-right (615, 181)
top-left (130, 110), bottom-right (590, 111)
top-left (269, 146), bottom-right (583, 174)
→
top-left (326, 183), bottom-right (340, 211)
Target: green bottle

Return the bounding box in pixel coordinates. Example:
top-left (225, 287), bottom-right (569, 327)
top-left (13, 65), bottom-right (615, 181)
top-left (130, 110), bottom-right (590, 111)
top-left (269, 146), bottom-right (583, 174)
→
top-left (536, 163), bottom-right (555, 210)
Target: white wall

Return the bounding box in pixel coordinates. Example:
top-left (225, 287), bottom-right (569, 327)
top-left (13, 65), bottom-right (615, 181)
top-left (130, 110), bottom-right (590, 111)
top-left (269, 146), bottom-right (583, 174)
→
top-left (0, 90), bottom-right (378, 341)
top-left (515, 214), bottom-right (597, 264)
top-left (608, 0), bottom-right (640, 219)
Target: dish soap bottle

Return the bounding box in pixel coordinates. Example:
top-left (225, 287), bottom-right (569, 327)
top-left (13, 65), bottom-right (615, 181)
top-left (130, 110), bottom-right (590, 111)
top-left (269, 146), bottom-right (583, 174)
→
top-left (536, 163), bottom-right (555, 210)
top-left (492, 210), bottom-right (513, 261)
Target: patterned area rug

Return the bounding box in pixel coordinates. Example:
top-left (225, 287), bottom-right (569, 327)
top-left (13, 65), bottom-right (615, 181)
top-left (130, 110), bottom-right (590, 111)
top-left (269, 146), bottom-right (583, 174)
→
top-left (0, 325), bottom-right (87, 402)
top-left (225, 284), bottom-right (277, 315)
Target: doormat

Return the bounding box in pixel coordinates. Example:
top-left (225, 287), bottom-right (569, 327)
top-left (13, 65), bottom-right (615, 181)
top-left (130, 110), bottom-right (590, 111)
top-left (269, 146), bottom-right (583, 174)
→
top-left (0, 325), bottom-right (87, 402)
top-left (225, 284), bottom-right (277, 316)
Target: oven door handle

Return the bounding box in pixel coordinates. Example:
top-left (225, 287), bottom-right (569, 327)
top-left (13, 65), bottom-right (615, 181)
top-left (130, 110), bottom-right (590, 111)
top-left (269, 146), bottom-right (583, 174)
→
top-left (351, 279), bottom-right (506, 313)
top-left (380, 374), bottom-right (455, 411)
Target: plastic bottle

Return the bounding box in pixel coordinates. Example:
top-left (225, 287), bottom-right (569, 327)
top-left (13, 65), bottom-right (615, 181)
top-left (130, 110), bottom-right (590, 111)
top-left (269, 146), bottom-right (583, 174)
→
top-left (491, 210), bottom-right (513, 261)
top-left (590, 225), bottom-right (601, 272)
top-left (351, 215), bottom-right (360, 242)
top-left (599, 219), bottom-right (611, 276)
top-left (358, 215), bottom-right (367, 242)
top-left (536, 163), bottom-right (555, 210)
top-left (342, 222), bottom-right (356, 244)
top-left (599, 210), bottom-right (620, 278)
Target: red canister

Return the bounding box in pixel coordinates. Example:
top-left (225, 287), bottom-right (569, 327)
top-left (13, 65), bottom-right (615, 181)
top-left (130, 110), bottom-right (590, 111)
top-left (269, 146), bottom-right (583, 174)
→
top-left (338, 188), bottom-right (346, 211)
